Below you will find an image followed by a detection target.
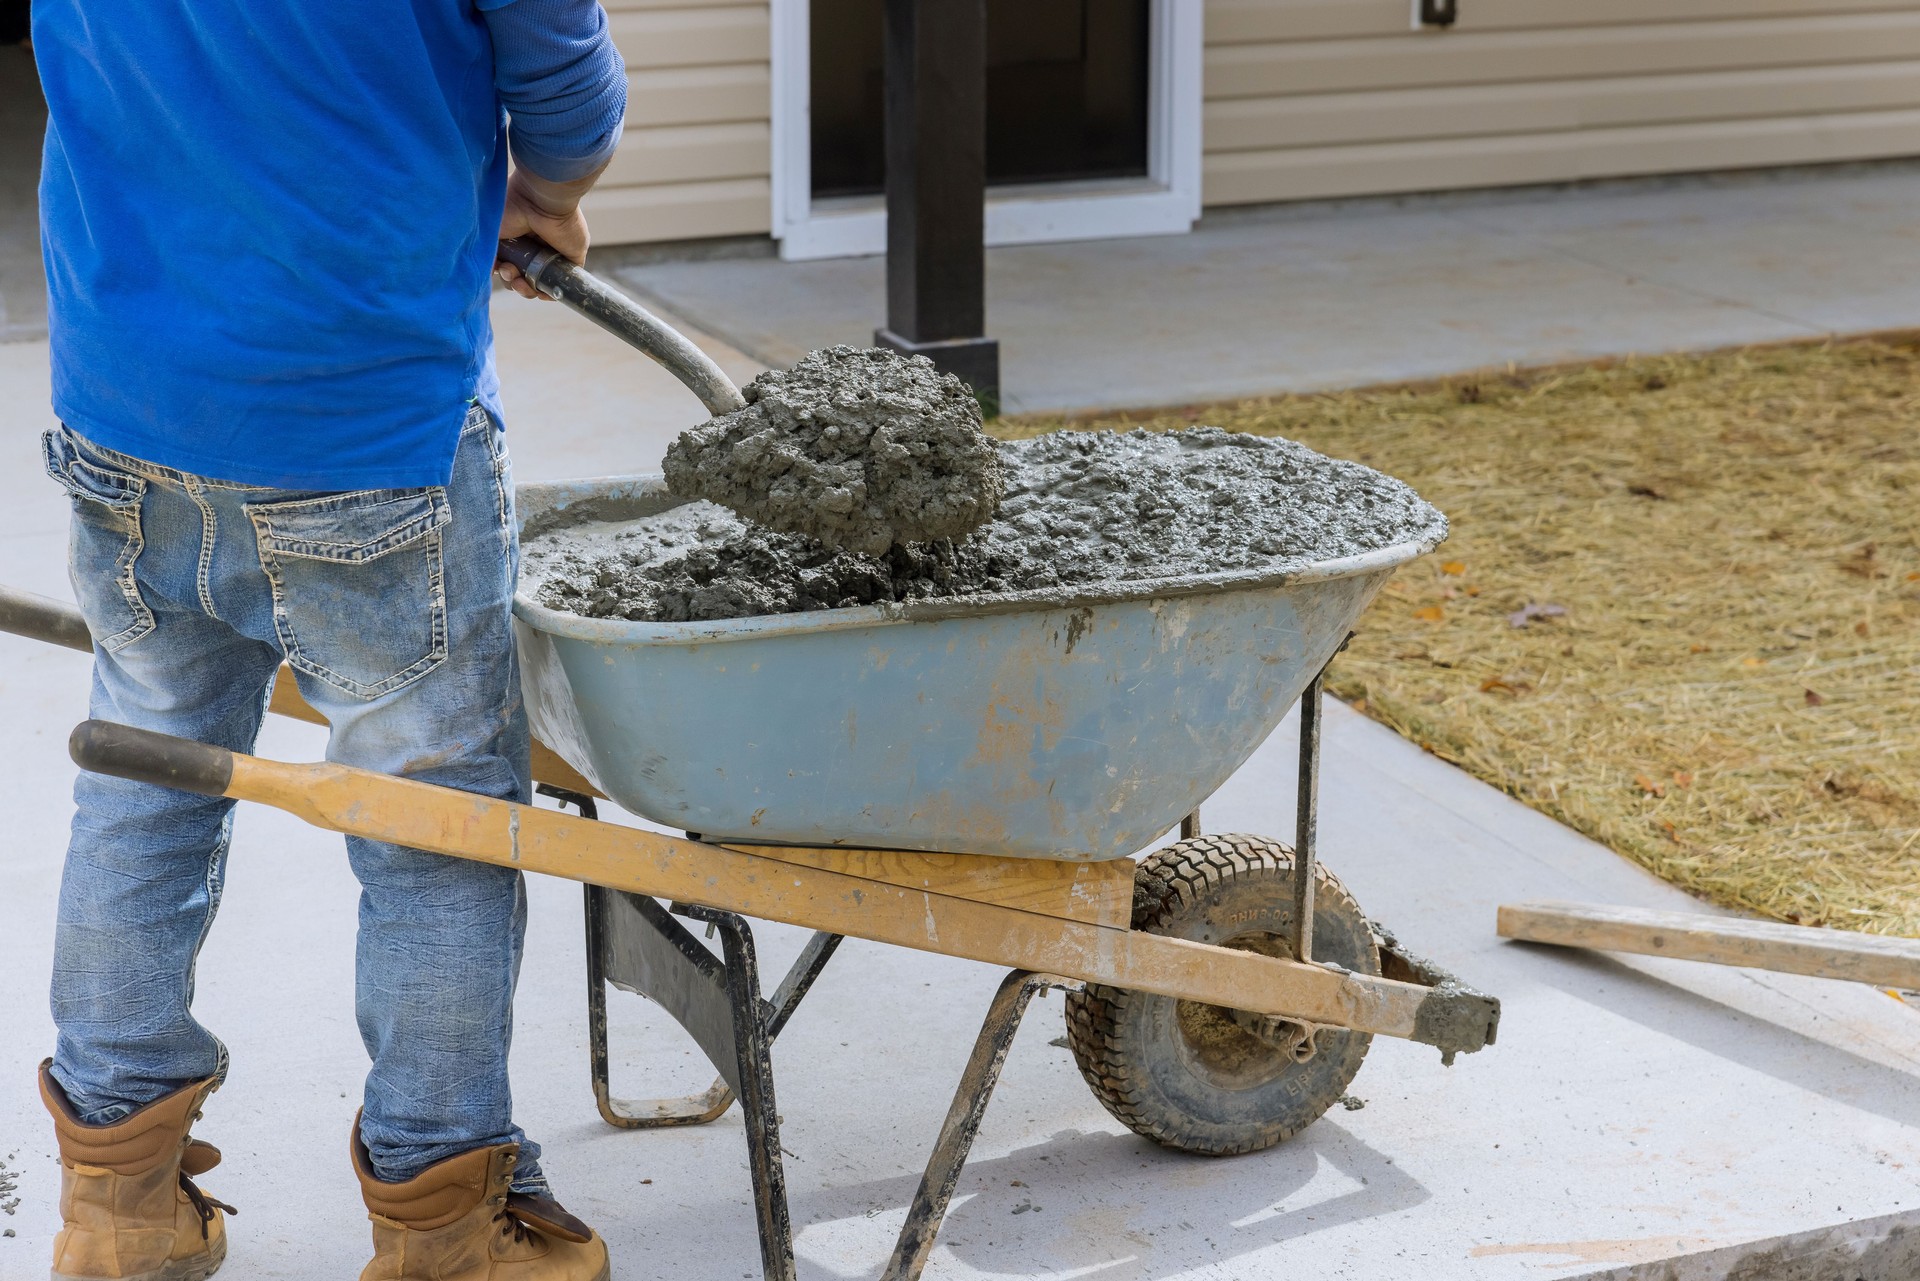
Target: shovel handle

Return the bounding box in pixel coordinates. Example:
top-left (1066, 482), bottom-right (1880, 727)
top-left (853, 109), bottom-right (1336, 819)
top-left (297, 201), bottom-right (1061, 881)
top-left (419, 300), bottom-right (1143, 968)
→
top-left (0, 584), bottom-right (93, 653)
top-left (497, 236), bottom-right (747, 418)
top-left (70, 720), bottom-right (235, 797)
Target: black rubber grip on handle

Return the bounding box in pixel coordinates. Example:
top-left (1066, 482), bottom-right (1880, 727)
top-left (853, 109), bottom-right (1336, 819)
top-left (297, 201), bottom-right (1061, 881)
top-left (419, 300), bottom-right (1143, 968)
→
top-left (496, 235), bottom-right (561, 290)
top-left (69, 720), bottom-right (235, 797)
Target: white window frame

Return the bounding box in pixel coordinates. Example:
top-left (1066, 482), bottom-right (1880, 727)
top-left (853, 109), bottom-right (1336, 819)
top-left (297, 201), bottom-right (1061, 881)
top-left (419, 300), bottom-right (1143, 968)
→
top-left (769, 0), bottom-right (1202, 262)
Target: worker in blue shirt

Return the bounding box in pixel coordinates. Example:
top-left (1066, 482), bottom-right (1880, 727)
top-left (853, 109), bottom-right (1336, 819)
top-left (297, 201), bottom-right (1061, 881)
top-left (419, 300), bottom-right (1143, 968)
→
top-left (31, 3), bottom-right (626, 1279)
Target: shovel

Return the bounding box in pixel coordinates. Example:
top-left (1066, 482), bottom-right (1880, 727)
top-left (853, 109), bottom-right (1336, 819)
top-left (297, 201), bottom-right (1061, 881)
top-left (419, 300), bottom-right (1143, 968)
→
top-left (496, 236), bottom-right (747, 417)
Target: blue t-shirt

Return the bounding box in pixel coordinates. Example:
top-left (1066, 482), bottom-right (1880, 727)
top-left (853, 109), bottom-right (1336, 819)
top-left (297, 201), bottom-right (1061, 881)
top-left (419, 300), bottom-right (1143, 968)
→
top-left (35, 0), bottom-right (625, 490)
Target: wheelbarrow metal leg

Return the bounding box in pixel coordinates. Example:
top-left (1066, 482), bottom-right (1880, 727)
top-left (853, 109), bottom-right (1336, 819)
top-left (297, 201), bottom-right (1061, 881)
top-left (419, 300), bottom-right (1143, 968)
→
top-left (550, 781), bottom-right (845, 1133)
top-left (582, 884), bottom-right (734, 1123)
top-left (590, 888), bottom-right (746, 1110)
top-left (586, 890), bottom-right (842, 1128)
top-left (1292, 663), bottom-right (1326, 964)
top-left (543, 787), bottom-right (719, 1128)
top-left (707, 909), bottom-right (798, 1281)
top-left (883, 971), bottom-right (1068, 1281)
top-left (588, 889), bottom-right (807, 1279)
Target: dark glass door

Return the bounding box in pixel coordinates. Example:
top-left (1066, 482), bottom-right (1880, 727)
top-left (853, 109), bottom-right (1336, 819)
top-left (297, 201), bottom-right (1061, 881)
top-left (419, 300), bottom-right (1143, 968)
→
top-left (810, 0), bottom-right (1151, 200)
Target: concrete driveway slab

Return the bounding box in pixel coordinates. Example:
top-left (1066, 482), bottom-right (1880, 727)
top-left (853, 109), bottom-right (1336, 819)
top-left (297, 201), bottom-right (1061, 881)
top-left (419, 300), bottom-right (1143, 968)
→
top-left (1450, 167), bottom-right (1920, 337)
top-left (4, 633), bottom-right (1918, 1280)
top-left (612, 165), bottom-right (1920, 417)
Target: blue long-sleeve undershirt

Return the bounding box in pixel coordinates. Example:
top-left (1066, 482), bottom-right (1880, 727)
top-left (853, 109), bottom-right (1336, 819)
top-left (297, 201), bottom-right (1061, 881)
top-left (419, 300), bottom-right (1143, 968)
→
top-left (480, 0), bottom-right (628, 182)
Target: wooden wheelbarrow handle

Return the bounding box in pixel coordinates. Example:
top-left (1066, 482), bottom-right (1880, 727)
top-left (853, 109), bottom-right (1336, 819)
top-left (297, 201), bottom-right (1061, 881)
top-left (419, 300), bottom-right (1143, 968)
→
top-left (69, 717), bottom-right (1499, 1058)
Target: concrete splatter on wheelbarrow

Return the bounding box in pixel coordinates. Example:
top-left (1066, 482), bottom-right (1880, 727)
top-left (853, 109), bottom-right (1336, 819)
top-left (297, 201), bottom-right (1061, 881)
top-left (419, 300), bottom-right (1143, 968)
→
top-left (663, 345), bottom-right (1004, 555)
top-left (528, 427), bottom-right (1445, 623)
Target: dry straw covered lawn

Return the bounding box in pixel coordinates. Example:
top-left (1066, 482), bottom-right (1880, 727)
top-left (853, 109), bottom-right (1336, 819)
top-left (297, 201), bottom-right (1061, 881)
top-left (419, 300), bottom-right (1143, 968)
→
top-left (1005, 340), bottom-right (1920, 935)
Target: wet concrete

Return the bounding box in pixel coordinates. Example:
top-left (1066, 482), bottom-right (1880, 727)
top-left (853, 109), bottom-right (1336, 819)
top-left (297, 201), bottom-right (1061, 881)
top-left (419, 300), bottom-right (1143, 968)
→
top-left (663, 345), bottom-right (1002, 555)
top-left (530, 427), bottom-right (1445, 623)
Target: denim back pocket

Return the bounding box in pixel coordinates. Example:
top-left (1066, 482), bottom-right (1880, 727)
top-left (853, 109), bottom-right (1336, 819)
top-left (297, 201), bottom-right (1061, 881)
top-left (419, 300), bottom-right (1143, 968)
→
top-left (42, 429), bottom-right (154, 653)
top-left (246, 488), bottom-right (452, 699)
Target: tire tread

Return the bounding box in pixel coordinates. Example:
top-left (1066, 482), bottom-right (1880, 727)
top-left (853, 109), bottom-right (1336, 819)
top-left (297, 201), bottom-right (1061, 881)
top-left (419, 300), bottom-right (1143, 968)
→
top-left (1064, 833), bottom-right (1374, 1156)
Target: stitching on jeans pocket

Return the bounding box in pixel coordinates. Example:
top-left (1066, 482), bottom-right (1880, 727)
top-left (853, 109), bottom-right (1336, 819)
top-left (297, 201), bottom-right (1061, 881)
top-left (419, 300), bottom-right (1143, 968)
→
top-left (43, 430), bottom-right (155, 652)
top-left (249, 488), bottom-right (451, 563)
top-left (245, 488), bottom-right (451, 700)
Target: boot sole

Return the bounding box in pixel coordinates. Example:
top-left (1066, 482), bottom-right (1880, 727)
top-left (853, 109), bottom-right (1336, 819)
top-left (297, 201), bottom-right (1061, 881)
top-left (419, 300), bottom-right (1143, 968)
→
top-left (52, 1233), bottom-right (225, 1281)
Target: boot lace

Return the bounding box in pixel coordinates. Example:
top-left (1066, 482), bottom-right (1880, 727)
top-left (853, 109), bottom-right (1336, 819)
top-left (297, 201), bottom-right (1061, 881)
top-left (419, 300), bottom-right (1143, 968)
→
top-left (178, 1174), bottom-right (236, 1240)
top-left (496, 1210), bottom-right (535, 1247)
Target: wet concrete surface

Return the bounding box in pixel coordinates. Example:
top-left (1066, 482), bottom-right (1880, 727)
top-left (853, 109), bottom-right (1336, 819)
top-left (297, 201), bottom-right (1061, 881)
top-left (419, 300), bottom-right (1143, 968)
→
top-left (531, 428), bottom-right (1443, 623)
top-left (664, 345), bottom-right (1002, 555)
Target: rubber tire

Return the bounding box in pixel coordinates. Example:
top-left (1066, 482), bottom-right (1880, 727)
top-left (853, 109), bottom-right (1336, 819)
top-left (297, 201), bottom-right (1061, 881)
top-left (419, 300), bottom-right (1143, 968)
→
top-left (1065, 833), bottom-right (1378, 1156)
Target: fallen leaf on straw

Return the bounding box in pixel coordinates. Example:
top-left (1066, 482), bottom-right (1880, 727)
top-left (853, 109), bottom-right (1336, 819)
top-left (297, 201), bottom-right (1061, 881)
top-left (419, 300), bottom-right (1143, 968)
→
top-left (1412, 605), bottom-right (1446, 623)
top-left (1805, 688), bottom-right (1826, 707)
top-left (1840, 544), bottom-right (1887, 578)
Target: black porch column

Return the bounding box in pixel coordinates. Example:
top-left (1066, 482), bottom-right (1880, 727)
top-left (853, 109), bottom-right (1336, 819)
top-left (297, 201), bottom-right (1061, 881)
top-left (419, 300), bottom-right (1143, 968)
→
top-left (874, 0), bottom-right (1001, 413)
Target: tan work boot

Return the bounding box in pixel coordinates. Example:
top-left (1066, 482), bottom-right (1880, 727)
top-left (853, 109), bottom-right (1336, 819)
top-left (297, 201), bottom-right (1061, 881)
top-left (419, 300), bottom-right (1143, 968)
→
top-left (38, 1059), bottom-right (233, 1281)
top-left (352, 1122), bottom-right (610, 1281)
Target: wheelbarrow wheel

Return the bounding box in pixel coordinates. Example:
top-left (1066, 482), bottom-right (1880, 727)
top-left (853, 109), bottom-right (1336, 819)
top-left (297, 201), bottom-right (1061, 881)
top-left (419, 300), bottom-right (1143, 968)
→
top-left (1064, 833), bottom-right (1377, 1156)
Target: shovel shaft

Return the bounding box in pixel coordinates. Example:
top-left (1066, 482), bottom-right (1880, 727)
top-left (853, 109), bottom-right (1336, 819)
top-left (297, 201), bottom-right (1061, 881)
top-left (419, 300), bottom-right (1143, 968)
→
top-left (497, 236), bottom-right (747, 417)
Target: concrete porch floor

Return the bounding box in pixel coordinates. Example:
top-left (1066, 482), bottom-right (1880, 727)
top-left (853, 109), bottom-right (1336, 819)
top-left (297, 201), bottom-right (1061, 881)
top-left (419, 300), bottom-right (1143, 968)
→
top-left (615, 163), bottom-right (1920, 416)
top-left (5, 162), bottom-right (1920, 1279)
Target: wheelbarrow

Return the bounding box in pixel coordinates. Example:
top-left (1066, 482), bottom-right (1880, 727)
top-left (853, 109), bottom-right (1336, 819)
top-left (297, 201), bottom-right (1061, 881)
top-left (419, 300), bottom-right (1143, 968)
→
top-left (4, 243), bottom-right (1499, 1281)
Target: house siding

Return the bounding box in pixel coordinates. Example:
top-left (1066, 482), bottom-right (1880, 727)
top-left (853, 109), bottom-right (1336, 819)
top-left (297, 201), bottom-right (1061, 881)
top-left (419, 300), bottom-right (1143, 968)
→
top-left (1203, 0), bottom-right (1920, 206)
top-left (583, 0), bottom-right (774, 244)
top-left (587, 0), bottom-right (1920, 244)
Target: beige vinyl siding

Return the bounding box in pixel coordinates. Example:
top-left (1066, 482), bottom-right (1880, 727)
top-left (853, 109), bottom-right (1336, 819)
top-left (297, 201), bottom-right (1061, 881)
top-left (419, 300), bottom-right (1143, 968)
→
top-left (1203, 2), bottom-right (1920, 208)
top-left (584, 0), bottom-right (771, 245)
top-left (592, 0), bottom-right (1920, 244)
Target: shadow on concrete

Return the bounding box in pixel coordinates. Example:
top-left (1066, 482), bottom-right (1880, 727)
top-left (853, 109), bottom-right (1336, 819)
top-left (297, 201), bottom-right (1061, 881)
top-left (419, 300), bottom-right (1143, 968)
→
top-left (575, 1118), bottom-right (1428, 1279)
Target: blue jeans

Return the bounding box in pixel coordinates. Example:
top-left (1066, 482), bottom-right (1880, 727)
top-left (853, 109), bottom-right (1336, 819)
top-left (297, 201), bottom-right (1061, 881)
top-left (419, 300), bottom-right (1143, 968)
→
top-left (44, 406), bottom-right (546, 1191)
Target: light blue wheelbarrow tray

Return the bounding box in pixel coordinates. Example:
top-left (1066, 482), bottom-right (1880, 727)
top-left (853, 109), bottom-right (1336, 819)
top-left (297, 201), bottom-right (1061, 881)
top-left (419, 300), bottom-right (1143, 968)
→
top-left (513, 476), bottom-right (1441, 862)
